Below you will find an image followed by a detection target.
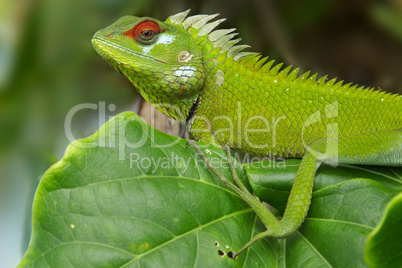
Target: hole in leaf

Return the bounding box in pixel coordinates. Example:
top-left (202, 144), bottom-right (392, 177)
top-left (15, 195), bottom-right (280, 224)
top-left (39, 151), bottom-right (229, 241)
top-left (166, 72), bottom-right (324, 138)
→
top-left (218, 250), bottom-right (225, 256)
top-left (228, 251), bottom-right (236, 259)
top-left (214, 242), bottom-right (219, 247)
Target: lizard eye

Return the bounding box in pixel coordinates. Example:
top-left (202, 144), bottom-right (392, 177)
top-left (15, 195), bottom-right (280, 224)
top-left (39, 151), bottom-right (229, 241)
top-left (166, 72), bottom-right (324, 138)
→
top-left (139, 29), bottom-right (156, 40)
top-left (123, 20), bottom-right (161, 44)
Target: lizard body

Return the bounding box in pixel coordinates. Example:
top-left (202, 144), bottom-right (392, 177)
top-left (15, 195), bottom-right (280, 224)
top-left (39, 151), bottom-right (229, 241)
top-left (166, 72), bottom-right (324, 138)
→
top-left (92, 10), bottom-right (402, 255)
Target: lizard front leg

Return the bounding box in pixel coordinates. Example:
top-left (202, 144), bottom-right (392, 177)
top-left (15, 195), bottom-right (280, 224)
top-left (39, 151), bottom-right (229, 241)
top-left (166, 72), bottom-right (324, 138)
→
top-left (188, 129), bottom-right (402, 258)
top-left (186, 138), bottom-right (331, 257)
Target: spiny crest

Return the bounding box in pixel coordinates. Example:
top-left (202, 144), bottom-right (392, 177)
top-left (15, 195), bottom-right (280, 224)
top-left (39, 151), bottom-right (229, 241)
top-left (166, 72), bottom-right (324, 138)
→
top-left (167, 10), bottom-right (303, 78)
top-left (167, 10), bottom-right (257, 62)
top-left (167, 10), bottom-right (401, 99)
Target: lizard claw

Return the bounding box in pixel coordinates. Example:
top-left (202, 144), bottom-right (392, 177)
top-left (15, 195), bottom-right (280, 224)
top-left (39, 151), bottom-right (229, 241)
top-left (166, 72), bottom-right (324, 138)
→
top-left (186, 139), bottom-right (196, 149)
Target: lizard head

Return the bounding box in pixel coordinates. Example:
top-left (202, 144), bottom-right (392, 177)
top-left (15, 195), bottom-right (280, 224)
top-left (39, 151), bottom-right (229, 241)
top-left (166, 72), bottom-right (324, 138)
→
top-left (92, 13), bottom-right (205, 121)
top-left (93, 10), bottom-right (259, 121)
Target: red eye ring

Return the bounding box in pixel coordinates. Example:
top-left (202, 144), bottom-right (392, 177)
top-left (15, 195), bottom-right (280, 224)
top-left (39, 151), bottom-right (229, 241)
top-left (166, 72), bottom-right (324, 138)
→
top-left (123, 20), bottom-right (161, 43)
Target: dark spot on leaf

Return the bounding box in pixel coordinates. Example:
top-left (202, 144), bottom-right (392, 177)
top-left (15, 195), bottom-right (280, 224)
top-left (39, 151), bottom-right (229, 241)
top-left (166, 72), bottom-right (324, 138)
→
top-left (228, 251), bottom-right (236, 259)
top-left (214, 242), bottom-right (219, 246)
top-left (218, 250), bottom-right (224, 256)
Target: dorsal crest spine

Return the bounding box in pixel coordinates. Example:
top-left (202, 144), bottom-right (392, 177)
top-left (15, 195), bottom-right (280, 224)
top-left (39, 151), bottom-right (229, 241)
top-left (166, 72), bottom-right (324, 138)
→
top-left (166, 10), bottom-right (402, 98)
top-left (167, 10), bottom-right (257, 62)
top-left (167, 10), bottom-right (300, 81)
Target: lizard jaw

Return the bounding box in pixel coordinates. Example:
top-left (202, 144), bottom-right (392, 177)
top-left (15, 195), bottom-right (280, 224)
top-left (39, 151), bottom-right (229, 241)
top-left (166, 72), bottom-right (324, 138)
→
top-left (91, 38), bottom-right (166, 64)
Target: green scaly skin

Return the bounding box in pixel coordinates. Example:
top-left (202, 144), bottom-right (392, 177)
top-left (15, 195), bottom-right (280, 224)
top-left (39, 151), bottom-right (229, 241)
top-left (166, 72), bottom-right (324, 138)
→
top-left (92, 10), bottom-right (402, 257)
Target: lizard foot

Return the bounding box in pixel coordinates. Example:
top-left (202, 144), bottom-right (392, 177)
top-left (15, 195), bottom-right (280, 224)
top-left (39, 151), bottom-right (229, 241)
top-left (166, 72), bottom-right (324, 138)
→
top-left (187, 140), bottom-right (279, 257)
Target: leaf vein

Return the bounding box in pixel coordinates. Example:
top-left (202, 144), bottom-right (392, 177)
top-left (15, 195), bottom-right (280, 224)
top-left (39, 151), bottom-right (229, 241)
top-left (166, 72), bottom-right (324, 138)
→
top-left (121, 208), bottom-right (254, 267)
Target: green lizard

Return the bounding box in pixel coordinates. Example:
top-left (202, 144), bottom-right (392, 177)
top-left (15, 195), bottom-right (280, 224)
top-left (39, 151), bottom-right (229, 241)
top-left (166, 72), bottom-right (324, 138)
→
top-left (92, 10), bottom-right (402, 257)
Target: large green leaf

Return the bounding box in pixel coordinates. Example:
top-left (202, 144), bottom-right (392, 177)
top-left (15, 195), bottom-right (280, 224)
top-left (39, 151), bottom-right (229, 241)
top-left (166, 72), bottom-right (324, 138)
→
top-left (365, 192), bottom-right (402, 267)
top-left (19, 112), bottom-right (401, 267)
top-left (245, 159), bottom-right (401, 213)
top-left (18, 112), bottom-right (278, 267)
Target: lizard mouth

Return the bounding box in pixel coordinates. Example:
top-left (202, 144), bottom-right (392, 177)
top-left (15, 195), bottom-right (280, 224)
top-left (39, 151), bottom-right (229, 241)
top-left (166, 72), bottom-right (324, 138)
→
top-left (91, 38), bottom-right (166, 64)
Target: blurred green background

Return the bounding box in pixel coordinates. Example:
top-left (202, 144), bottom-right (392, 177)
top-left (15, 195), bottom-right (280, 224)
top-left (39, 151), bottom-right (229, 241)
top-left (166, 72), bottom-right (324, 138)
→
top-left (1, 0), bottom-right (401, 266)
